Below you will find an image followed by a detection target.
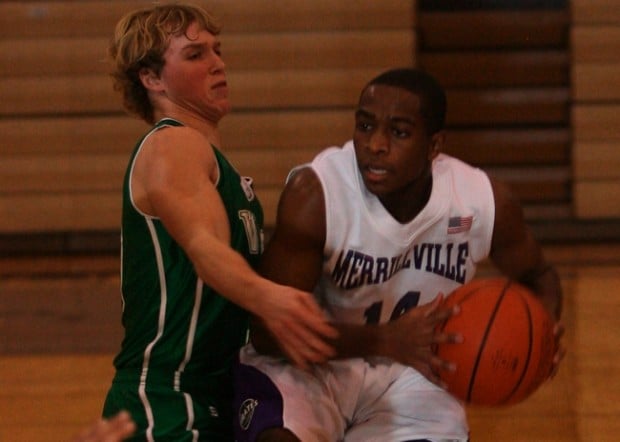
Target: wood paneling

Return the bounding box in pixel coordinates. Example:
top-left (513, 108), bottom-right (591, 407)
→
top-left (572, 65), bottom-right (620, 101)
top-left (0, 0), bottom-right (415, 37)
top-left (418, 6), bottom-right (571, 224)
top-left (574, 143), bottom-right (620, 179)
top-left (572, 0), bottom-right (620, 25)
top-left (418, 10), bottom-right (568, 49)
top-left (574, 182), bottom-right (620, 218)
top-left (0, 0), bottom-right (415, 233)
top-left (571, 1), bottom-right (620, 219)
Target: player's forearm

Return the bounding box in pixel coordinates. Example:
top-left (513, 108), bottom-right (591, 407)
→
top-left (184, 231), bottom-right (267, 313)
top-left (518, 264), bottom-right (563, 320)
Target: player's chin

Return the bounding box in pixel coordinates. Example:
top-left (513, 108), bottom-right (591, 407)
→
top-left (208, 100), bottom-right (231, 122)
top-left (361, 177), bottom-right (392, 198)
top-left (216, 99), bottom-right (232, 116)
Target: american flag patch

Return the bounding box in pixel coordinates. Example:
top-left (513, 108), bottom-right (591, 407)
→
top-left (447, 216), bottom-right (473, 234)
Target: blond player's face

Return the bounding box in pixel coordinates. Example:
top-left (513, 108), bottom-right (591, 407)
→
top-left (159, 21), bottom-right (230, 122)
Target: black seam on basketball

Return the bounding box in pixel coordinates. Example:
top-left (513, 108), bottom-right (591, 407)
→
top-left (437, 285), bottom-right (482, 333)
top-left (466, 279), bottom-right (511, 403)
top-left (503, 288), bottom-right (535, 403)
top-left (435, 284), bottom-right (484, 368)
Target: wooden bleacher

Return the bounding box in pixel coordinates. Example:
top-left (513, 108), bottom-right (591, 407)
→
top-left (0, 0), bottom-right (415, 237)
top-left (417, 7), bottom-right (572, 224)
top-left (2, 0), bottom-right (619, 253)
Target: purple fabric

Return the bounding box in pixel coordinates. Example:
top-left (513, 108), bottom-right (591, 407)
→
top-left (233, 359), bottom-right (285, 442)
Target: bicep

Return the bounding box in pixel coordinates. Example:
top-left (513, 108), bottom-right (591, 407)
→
top-left (259, 167), bottom-right (325, 292)
top-left (140, 130), bottom-right (229, 249)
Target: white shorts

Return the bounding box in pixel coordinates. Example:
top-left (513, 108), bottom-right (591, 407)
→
top-left (233, 344), bottom-right (468, 442)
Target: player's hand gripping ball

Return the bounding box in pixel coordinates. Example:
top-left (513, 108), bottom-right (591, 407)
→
top-left (435, 278), bottom-right (556, 406)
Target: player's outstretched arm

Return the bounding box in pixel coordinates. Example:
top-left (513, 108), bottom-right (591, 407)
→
top-left (135, 127), bottom-right (337, 369)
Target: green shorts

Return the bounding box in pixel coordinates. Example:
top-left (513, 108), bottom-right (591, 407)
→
top-left (103, 369), bottom-right (234, 441)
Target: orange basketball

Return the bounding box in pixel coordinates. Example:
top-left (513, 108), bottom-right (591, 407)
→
top-left (435, 277), bottom-right (556, 406)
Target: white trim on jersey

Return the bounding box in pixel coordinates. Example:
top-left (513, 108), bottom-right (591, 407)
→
top-left (140, 218), bottom-right (169, 442)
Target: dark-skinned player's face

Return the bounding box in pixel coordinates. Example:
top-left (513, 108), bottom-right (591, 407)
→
top-left (353, 84), bottom-right (440, 202)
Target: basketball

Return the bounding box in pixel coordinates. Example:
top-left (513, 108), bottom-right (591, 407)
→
top-left (435, 277), bottom-right (556, 406)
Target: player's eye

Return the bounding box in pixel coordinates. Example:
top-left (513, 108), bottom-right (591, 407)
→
top-left (391, 127), bottom-right (410, 138)
top-left (355, 121), bottom-right (373, 132)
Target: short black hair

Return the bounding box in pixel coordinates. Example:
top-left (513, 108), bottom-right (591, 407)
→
top-left (362, 68), bottom-right (447, 135)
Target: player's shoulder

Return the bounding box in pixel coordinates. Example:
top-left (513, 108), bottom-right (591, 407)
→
top-left (312, 140), bottom-right (355, 163)
top-left (435, 153), bottom-right (491, 186)
top-left (147, 122), bottom-right (204, 145)
top-left (285, 165), bottom-right (322, 199)
top-left (310, 140), bottom-right (357, 183)
top-left (435, 153), bottom-right (481, 173)
top-left (143, 121), bottom-right (214, 161)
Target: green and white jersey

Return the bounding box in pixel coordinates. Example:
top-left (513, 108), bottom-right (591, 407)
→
top-left (114, 117), bottom-right (263, 383)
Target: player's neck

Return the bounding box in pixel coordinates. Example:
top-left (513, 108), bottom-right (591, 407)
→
top-left (382, 175), bottom-right (433, 224)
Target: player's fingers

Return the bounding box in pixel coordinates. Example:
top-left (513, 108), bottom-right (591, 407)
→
top-left (430, 353), bottom-right (456, 376)
top-left (272, 321), bottom-right (333, 367)
top-left (74, 421), bottom-right (107, 442)
top-left (548, 345), bottom-right (566, 380)
top-left (422, 294), bottom-right (444, 318)
top-left (273, 326), bottom-right (311, 370)
top-left (284, 333), bottom-right (328, 369)
top-left (105, 411), bottom-right (136, 439)
top-left (433, 330), bottom-right (463, 345)
top-left (282, 345), bottom-right (309, 371)
top-left (297, 295), bottom-right (339, 339)
top-left (75, 412), bottom-right (136, 442)
top-left (285, 313), bottom-right (337, 359)
top-left (426, 304), bottom-right (459, 329)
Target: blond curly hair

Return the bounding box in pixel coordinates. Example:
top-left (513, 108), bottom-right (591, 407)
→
top-left (108, 2), bottom-right (220, 123)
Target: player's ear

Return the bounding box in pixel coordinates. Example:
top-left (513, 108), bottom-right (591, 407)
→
top-left (428, 130), bottom-right (445, 160)
top-left (139, 67), bottom-right (164, 92)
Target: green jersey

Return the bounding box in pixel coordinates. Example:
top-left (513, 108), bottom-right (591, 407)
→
top-left (104, 118), bottom-right (264, 441)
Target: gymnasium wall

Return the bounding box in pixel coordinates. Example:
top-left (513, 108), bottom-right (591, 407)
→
top-left (571, 0), bottom-right (620, 218)
top-left (1, 0), bottom-right (619, 249)
top-left (416, 4), bottom-right (571, 226)
top-left (0, 0), bottom-right (415, 234)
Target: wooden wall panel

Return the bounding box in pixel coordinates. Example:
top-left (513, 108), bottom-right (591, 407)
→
top-left (1, 31), bottom-right (414, 77)
top-left (574, 182), bottom-right (620, 218)
top-left (572, 0), bottom-right (620, 25)
top-left (0, 0), bottom-right (415, 37)
top-left (572, 65), bottom-right (620, 101)
top-left (572, 105), bottom-right (620, 141)
top-left (0, 0), bottom-right (415, 233)
top-left (574, 143), bottom-right (620, 180)
top-left (571, 0), bottom-right (620, 219)
top-left (572, 26), bottom-right (620, 63)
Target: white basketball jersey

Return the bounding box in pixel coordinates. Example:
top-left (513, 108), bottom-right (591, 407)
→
top-left (308, 140), bottom-right (495, 325)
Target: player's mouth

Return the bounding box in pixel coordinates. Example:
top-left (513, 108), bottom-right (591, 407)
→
top-left (364, 165), bottom-right (389, 183)
top-left (213, 80), bottom-right (227, 90)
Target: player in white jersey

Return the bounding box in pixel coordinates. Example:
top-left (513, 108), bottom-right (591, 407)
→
top-left (233, 68), bottom-right (565, 442)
